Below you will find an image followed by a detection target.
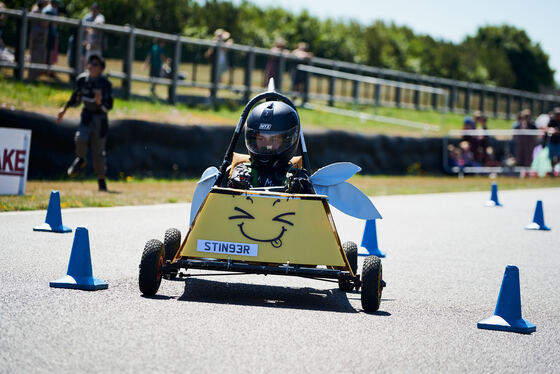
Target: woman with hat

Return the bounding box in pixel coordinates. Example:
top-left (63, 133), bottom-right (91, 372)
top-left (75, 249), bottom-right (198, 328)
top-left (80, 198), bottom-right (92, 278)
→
top-left (205, 29), bottom-right (233, 83)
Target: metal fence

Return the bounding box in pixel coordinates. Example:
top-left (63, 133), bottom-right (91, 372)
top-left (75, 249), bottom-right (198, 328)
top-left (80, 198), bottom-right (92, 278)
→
top-left (1, 7), bottom-right (559, 116)
top-left (298, 64), bottom-right (444, 133)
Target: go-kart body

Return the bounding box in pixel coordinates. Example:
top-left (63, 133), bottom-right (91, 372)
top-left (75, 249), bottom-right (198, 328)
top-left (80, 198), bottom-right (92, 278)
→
top-left (169, 186), bottom-right (355, 279)
top-left (139, 85), bottom-right (384, 311)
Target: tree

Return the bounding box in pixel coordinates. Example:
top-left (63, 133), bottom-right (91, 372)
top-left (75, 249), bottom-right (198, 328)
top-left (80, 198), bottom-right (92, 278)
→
top-left (2, 1), bottom-right (556, 90)
top-left (464, 25), bottom-right (555, 92)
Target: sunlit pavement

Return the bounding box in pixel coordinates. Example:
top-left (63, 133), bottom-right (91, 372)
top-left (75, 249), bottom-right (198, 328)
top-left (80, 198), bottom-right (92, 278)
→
top-left (1, 188), bottom-right (559, 373)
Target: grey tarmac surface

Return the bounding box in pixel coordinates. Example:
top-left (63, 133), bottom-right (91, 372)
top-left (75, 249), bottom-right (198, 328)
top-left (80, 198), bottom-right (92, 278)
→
top-left (1, 188), bottom-right (559, 373)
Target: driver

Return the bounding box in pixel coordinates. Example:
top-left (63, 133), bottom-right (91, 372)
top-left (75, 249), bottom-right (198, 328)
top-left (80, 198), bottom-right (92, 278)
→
top-left (227, 100), bottom-right (314, 193)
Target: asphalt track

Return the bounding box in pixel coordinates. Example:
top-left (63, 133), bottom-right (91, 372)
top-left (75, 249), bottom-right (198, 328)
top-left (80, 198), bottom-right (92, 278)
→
top-left (1, 188), bottom-right (559, 373)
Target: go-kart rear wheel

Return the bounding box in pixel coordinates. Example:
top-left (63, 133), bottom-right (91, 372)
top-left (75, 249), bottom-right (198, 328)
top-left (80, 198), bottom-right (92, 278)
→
top-left (164, 228), bottom-right (181, 262)
top-left (139, 239), bottom-right (164, 296)
top-left (343, 241), bottom-right (358, 274)
top-left (163, 228), bottom-right (181, 279)
top-left (338, 241), bottom-right (358, 292)
top-left (361, 255), bottom-right (382, 312)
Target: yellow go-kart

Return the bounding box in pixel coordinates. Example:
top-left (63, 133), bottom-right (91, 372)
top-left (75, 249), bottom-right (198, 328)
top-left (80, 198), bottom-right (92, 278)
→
top-left (138, 89), bottom-right (385, 312)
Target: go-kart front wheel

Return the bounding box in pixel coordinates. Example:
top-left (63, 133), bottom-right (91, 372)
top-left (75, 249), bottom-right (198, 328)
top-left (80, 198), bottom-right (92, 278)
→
top-left (338, 241), bottom-right (358, 292)
top-left (139, 239), bottom-right (164, 296)
top-left (361, 255), bottom-right (382, 312)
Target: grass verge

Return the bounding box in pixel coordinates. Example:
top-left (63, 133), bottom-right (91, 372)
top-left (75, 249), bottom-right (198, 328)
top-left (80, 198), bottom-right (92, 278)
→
top-left (1, 176), bottom-right (557, 212)
top-left (0, 76), bottom-right (514, 136)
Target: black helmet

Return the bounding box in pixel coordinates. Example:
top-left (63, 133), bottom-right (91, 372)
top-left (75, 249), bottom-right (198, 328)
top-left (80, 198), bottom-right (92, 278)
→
top-left (245, 101), bottom-right (300, 169)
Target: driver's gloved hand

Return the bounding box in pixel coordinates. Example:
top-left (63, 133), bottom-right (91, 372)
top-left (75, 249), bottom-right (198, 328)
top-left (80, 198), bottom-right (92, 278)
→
top-left (228, 164), bottom-right (252, 190)
top-left (286, 169), bottom-right (314, 194)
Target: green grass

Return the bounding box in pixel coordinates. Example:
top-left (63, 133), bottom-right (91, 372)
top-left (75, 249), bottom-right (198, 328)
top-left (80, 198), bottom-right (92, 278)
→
top-left (0, 75), bottom-right (238, 120)
top-left (0, 74), bottom-right (513, 136)
top-left (1, 176), bottom-right (557, 212)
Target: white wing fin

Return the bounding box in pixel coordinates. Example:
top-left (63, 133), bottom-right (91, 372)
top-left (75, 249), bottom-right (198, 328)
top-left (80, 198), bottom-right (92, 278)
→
top-left (314, 182), bottom-right (382, 220)
top-left (199, 166), bottom-right (219, 182)
top-left (189, 167), bottom-right (219, 225)
top-left (310, 162), bottom-right (361, 186)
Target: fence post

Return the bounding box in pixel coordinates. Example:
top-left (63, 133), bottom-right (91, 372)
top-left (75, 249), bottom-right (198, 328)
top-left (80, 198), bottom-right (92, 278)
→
top-left (540, 99), bottom-right (546, 114)
top-left (448, 85), bottom-right (456, 112)
top-left (169, 35), bottom-right (181, 105)
top-left (374, 74), bottom-right (381, 108)
top-left (465, 87), bottom-right (471, 113)
top-left (122, 26), bottom-right (135, 100)
top-left (431, 85), bottom-right (438, 110)
top-left (413, 80), bottom-right (420, 110)
top-left (73, 20), bottom-right (84, 80)
top-left (395, 83), bottom-right (401, 108)
top-left (15, 10), bottom-right (28, 81)
top-left (302, 61), bottom-right (312, 105)
top-left (210, 39), bottom-right (221, 106)
top-left (479, 89), bottom-right (485, 112)
top-left (518, 96), bottom-right (524, 111)
top-left (352, 67), bottom-right (361, 106)
top-left (506, 94), bottom-right (512, 120)
top-left (243, 48), bottom-right (255, 102)
top-left (493, 92), bottom-right (499, 118)
top-left (328, 62), bottom-right (337, 107)
top-left (529, 98), bottom-right (535, 115)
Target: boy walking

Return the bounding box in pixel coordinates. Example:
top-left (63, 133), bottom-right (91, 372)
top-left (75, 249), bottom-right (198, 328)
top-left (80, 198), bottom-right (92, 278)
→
top-left (57, 54), bottom-right (113, 191)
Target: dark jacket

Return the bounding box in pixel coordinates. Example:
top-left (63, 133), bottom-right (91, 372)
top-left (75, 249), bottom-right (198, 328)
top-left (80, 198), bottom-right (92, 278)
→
top-left (66, 72), bottom-right (113, 115)
top-left (228, 162), bottom-right (314, 194)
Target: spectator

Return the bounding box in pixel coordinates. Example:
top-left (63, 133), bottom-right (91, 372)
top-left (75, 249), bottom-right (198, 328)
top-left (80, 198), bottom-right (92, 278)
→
top-left (143, 39), bottom-right (166, 96)
top-left (82, 2), bottom-right (105, 66)
top-left (547, 107), bottom-right (560, 174)
top-left (291, 42), bottom-right (313, 98)
top-left (263, 37), bottom-right (286, 86)
top-left (205, 29), bottom-right (233, 83)
top-left (28, 0), bottom-right (49, 79)
top-left (447, 144), bottom-right (460, 169)
top-left (56, 54), bottom-right (113, 192)
top-left (513, 109), bottom-right (537, 168)
top-left (484, 146), bottom-right (501, 167)
top-left (458, 140), bottom-right (479, 168)
top-left (461, 116), bottom-right (477, 155)
top-left (42, 0), bottom-right (61, 76)
top-left (473, 110), bottom-right (489, 164)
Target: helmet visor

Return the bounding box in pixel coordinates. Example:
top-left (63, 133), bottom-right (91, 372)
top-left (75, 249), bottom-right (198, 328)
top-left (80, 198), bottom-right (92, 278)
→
top-left (246, 127), bottom-right (298, 156)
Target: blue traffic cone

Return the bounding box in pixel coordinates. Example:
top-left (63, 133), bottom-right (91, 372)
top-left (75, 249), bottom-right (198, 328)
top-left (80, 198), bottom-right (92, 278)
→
top-left (358, 219), bottom-right (386, 258)
top-left (525, 200), bottom-right (550, 231)
top-left (485, 182), bottom-right (502, 207)
top-left (33, 190), bottom-right (72, 233)
top-left (50, 227), bottom-right (108, 290)
top-left (477, 265), bottom-right (535, 334)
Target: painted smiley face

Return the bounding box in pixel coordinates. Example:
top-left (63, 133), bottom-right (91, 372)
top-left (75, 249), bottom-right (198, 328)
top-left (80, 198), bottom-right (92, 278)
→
top-left (228, 196), bottom-right (295, 248)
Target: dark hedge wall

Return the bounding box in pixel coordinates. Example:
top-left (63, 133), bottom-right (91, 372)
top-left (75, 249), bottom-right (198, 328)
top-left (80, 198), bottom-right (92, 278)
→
top-left (0, 109), bottom-right (444, 178)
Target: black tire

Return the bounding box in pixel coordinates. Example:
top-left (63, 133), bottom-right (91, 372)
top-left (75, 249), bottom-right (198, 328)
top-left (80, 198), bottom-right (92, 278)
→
top-left (338, 241), bottom-right (358, 292)
top-left (343, 241), bottom-right (358, 274)
top-left (139, 239), bottom-right (164, 296)
top-left (361, 255), bottom-right (383, 312)
top-left (164, 228), bottom-right (181, 262)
